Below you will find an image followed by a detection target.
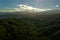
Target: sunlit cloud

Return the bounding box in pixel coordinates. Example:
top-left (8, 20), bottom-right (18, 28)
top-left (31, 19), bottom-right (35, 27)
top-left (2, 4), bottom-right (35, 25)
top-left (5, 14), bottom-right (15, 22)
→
top-left (0, 4), bottom-right (52, 12)
top-left (14, 4), bottom-right (52, 12)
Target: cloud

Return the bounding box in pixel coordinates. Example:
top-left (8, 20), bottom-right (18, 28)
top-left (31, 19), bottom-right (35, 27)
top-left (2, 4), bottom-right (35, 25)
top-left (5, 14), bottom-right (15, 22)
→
top-left (14, 4), bottom-right (52, 12)
top-left (56, 5), bottom-right (59, 8)
top-left (0, 4), bottom-right (52, 12)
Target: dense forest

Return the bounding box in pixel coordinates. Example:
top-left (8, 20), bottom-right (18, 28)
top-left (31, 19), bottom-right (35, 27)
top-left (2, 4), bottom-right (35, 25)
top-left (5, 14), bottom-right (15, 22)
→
top-left (0, 11), bottom-right (60, 40)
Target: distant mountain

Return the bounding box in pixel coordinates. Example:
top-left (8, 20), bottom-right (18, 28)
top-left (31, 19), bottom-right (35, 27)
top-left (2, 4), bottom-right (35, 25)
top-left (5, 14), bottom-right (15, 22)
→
top-left (0, 9), bottom-right (60, 18)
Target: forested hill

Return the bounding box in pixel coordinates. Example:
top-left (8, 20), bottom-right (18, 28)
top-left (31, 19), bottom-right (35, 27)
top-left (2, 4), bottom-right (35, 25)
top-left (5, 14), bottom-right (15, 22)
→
top-left (0, 10), bottom-right (60, 40)
top-left (0, 16), bottom-right (60, 40)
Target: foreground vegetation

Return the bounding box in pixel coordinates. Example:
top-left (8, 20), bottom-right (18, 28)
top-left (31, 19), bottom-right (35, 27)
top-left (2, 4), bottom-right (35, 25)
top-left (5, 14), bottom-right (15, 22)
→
top-left (0, 11), bottom-right (60, 40)
top-left (0, 17), bottom-right (60, 40)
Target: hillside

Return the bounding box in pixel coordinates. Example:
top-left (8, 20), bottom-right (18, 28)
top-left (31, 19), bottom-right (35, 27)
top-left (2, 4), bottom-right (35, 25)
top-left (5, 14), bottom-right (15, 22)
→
top-left (0, 10), bottom-right (60, 40)
top-left (0, 16), bottom-right (60, 40)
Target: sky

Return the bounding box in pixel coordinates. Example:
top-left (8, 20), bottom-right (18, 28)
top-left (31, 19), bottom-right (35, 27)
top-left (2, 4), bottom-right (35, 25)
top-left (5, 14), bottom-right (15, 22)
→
top-left (0, 0), bottom-right (60, 9)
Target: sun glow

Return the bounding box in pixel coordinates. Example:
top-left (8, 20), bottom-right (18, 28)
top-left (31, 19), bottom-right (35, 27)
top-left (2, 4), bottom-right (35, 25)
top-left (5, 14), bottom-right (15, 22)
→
top-left (0, 4), bottom-right (52, 12)
top-left (14, 4), bottom-right (52, 12)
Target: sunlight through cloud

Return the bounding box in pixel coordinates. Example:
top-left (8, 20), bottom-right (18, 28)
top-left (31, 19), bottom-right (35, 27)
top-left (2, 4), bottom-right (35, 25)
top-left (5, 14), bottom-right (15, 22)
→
top-left (14, 4), bottom-right (52, 12)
